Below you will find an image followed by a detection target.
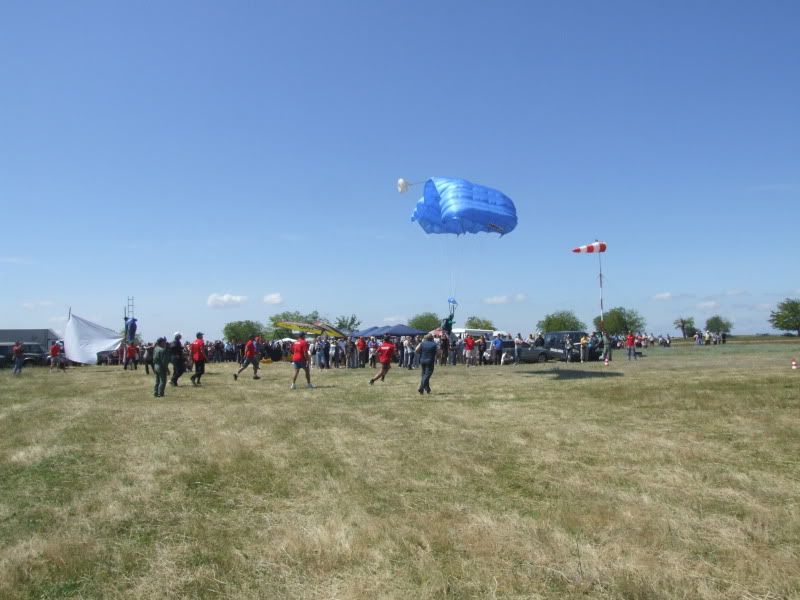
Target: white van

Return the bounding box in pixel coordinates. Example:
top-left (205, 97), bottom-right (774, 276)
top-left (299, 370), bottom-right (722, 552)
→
top-left (451, 328), bottom-right (496, 339)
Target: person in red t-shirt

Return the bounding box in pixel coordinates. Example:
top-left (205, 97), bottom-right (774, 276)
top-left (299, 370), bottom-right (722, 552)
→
top-left (124, 342), bottom-right (139, 370)
top-left (290, 332), bottom-right (314, 389)
top-left (369, 336), bottom-right (396, 385)
top-left (49, 342), bottom-right (63, 372)
top-left (11, 341), bottom-right (25, 375)
top-left (356, 337), bottom-right (367, 368)
top-left (625, 332), bottom-right (637, 361)
top-left (190, 332), bottom-right (207, 385)
top-left (464, 335), bottom-right (476, 366)
top-left (234, 335), bottom-right (260, 381)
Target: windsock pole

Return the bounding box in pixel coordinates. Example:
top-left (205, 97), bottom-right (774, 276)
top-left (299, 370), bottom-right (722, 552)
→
top-left (598, 249), bottom-right (605, 326)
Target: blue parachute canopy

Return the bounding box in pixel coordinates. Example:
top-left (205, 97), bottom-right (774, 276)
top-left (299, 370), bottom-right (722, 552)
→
top-left (411, 177), bottom-right (517, 235)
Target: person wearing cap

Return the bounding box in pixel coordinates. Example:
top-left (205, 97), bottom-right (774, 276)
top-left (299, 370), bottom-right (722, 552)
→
top-left (152, 337), bottom-right (170, 397)
top-left (290, 332), bottom-right (314, 389)
top-left (169, 332), bottom-right (185, 386)
top-left (190, 332), bottom-right (207, 385)
top-left (234, 335), bottom-right (260, 381)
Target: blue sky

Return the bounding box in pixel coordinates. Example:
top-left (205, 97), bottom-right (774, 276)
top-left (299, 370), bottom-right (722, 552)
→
top-left (2, 1), bottom-right (798, 340)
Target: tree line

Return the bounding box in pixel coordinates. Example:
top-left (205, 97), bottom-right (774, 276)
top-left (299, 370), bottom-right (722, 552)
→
top-left (221, 297), bottom-right (800, 342)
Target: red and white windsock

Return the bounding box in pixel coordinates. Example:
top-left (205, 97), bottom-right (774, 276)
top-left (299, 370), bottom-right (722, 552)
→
top-left (572, 241), bottom-right (607, 253)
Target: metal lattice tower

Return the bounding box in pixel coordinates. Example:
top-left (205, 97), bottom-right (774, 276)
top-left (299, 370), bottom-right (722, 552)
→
top-left (126, 296), bottom-right (135, 319)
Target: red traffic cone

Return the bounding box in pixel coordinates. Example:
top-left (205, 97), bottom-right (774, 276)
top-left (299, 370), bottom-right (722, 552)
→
top-left (792, 358), bottom-right (798, 370)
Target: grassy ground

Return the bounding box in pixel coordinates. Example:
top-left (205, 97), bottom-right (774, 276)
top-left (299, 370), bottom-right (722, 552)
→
top-left (1, 342), bottom-right (798, 599)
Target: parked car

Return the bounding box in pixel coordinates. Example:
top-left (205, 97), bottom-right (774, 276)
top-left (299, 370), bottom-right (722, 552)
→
top-left (498, 340), bottom-right (548, 363)
top-left (96, 349), bottom-right (121, 365)
top-left (0, 342), bottom-right (49, 367)
top-left (539, 331), bottom-right (602, 362)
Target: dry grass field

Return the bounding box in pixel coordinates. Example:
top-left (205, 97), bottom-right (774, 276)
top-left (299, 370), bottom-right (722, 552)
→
top-left (1, 342), bottom-right (798, 599)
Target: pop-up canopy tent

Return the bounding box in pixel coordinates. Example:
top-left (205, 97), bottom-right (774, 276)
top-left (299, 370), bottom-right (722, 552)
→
top-left (382, 324), bottom-right (426, 336)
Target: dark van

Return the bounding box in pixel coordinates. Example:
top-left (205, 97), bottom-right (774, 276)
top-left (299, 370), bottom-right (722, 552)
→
top-left (0, 342), bottom-right (48, 367)
top-left (541, 331), bottom-right (587, 362)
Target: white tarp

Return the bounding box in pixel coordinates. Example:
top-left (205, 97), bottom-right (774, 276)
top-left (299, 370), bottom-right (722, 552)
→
top-left (64, 313), bottom-right (123, 365)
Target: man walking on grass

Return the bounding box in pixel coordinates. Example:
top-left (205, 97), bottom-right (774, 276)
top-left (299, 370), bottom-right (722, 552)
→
top-left (416, 334), bottom-right (438, 395)
top-left (369, 336), bottom-right (396, 385)
top-left (169, 332), bottom-right (185, 386)
top-left (190, 332), bottom-right (207, 385)
top-left (234, 335), bottom-right (260, 381)
top-left (290, 332), bottom-right (314, 389)
top-left (152, 337), bottom-right (170, 397)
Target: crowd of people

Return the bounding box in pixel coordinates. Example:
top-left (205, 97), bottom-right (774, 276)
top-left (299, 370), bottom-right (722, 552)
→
top-left (10, 328), bottom-right (713, 397)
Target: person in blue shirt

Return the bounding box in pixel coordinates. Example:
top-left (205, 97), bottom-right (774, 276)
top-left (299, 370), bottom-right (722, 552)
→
top-left (492, 335), bottom-right (503, 365)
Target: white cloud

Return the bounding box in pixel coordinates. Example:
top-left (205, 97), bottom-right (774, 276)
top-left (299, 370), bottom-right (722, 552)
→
top-left (696, 301), bottom-right (720, 310)
top-left (514, 293), bottom-right (527, 303)
top-left (747, 183), bottom-right (799, 193)
top-left (483, 295), bottom-right (510, 305)
top-left (653, 292), bottom-right (673, 301)
top-left (383, 315), bottom-right (405, 323)
top-left (207, 293), bottom-right (248, 308)
top-left (263, 293), bottom-right (283, 305)
top-left (725, 289), bottom-right (748, 297)
top-left (22, 300), bottom-right (54, 310)
top-left (0, 257), bottom-right (31, 264)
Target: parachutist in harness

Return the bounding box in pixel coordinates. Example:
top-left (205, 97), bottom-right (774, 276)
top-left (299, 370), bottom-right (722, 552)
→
top-left (441, 297), bottom-right (458, 335)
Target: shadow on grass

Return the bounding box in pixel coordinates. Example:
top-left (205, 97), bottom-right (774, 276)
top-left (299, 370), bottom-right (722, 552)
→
top-left (519, 367), bottom-right (624, 380)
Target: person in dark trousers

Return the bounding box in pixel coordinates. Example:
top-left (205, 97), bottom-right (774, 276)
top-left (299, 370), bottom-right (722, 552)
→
top-left (142, 342), bottom-right (155, 375)
top-left (416, 334), bottom-right (438, 395)
top-left (169, 332), bottom-right (185, 386)
top-left (152, 337), bottom-right (170, 397)
top-left (190, 332), bottom-right (207, 385)
top-left (369, 336), bottom-right (396, 385)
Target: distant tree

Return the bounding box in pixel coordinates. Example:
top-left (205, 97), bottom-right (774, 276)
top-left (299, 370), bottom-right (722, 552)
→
top-left (673, 316), bottom-right (695, 339)
top-left (334, 314), bottom-right (361, 334)
top-left (593, 307), bottom-right (646, 335)
top-left (266, 310), bottom-right (322, 338)
top-left (223, 320), bottom-right (265, 342)
top-left (705, 315), bottom-right (733, 334)
top-left (464, 316), bottom-right (495, 330)
top-left (409, 312), bottom-right (441, 333)
top-left (768, 298), bottom-right (800, 335)
top-left (537, 311), bottom-right (585, 333)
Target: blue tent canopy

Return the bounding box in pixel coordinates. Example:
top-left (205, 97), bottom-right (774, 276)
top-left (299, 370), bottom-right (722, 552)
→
top-left (381, 324), bottom-right (426, 336)
top-left (350, 326), bottom-right (383, 338)
top-left (351, 324), bottom-right (425, 337)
